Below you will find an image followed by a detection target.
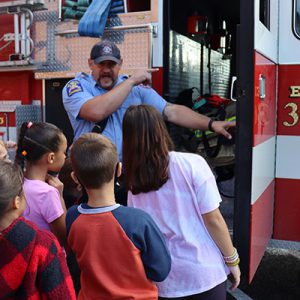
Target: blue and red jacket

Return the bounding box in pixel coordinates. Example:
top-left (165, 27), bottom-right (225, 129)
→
top-left (66, 203), bottom-right (171, 299)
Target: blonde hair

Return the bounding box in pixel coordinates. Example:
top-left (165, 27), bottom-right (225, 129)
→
top-left (0, 140), bottom-right (7, 149)
top-left (0, 140), bottom-right (8, 161)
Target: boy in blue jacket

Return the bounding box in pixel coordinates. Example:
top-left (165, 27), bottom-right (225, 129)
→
top-left (67, 133), bottom-right (171, 299)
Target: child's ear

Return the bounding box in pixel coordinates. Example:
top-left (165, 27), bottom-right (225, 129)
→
top-left (71, 171), bottom-right (80, 185)
top-left (71, 171), bottom-right (82, 191)
top-left (12, 195), bottom-right (21, 210)
top-left (116, 162), bottom-right (122, 178)
top-left (47, 152), bottom-right (55, 164)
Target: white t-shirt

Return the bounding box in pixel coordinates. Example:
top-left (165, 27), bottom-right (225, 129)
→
top-left (128, 151), bottom-right (229, 297)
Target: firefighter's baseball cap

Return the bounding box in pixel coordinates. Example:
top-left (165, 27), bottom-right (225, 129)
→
top-left (90, 40), bottom-right (121, 64)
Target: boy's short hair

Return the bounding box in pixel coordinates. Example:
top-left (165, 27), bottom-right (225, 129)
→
top-left (70, 133), bottom-right (118, 189)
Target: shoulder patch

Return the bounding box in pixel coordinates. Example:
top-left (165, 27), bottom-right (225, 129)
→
top-left (66, 80), bottom-right (83, 97)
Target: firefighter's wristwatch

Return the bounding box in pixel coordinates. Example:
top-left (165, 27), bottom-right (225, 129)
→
top-left (208, 119), bottom-right (215, 132)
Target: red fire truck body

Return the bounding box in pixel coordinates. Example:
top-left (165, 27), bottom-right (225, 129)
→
top-left (0, 0), bottom-right (299, 283)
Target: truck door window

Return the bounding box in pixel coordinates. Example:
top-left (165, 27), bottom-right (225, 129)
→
top-left (293, 0), bottom-right (300, 38)
top-left (260, 0), bottom-right (270, 30)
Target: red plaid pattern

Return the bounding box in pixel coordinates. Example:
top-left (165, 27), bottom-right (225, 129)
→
top-left (0, 217), bottom-right (76, 299)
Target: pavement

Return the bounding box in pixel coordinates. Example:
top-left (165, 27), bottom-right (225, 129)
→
top-left (233, 247), bottom-right (300, 300)
top-left (219, 180), bottom-right (300, 300)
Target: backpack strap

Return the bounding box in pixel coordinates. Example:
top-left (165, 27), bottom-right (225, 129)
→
top-left (92, 118), bottom-right (109, 133)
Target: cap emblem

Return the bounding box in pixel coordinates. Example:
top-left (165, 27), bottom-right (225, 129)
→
top-left (102, 45), bottom-right (113, 54)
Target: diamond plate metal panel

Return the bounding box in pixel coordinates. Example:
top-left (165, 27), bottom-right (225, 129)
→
top-left (210, 50), bottom-right (231, 98)
top-left (168, 31), bottom-right (231, 102)
top-left (15, 104), bottom-right (42, 127)
top-left (32, 2), bottom-right (152, 78)
top-left (168, 31), bottom-right (201, 103)
top-left (34, 28), bottom-right (150, 79)
top-left (202, 46), bottom-right (231, 98)
top-left (106, 11), bottom-right (151, 27)
top-left (167, 31), bottom-right (232, 148)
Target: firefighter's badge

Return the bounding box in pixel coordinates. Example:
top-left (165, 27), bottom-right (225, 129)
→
top-left (66, 80), bottom-right (83, 96)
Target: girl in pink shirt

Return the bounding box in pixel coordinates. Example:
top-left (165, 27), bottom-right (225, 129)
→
top-left (123, 105), bottom-right (241, 300)
top-left (15, 122), bottom-right (68, 248)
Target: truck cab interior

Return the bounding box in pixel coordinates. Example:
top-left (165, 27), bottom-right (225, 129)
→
top-left (163, 0), bottom-right (240, 229)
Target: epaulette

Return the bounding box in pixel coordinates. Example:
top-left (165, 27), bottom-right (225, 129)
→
top-left (79, 72), bottom-right (89, 79)
top-left (121, 74), bottom-right (129, 80)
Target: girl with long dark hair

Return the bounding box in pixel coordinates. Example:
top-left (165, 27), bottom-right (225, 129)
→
top-left (123, 105), bottom-right (240, 300)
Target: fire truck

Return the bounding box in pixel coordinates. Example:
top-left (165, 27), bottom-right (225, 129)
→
top-left (0, 0), bottom-right (299, 284)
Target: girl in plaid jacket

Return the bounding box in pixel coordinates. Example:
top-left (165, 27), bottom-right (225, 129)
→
top-left (0, 160), bottom-right (76, 299)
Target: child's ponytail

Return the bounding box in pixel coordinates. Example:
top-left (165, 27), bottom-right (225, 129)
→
top-left (15, 122), bottom-right (30, 171)
top-left (14, 122), bottom-right (63, 171)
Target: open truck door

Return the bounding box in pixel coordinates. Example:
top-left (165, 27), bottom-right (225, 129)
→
top-left (274, 0), bottom-right (300, 242)
top-left (234, 0), bottom-right (278, 283)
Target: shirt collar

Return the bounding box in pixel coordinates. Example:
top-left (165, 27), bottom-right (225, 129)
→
top-left (78, 203), bottom-right (120, 214)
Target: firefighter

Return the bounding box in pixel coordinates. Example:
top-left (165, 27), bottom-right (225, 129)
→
top-left (62, 40), bottom-right (235, 162)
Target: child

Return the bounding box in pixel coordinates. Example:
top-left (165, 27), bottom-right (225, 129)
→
top-left (122, 105), bottom-right (241, 300)
top-left (59, 157), bottom-right (86, 294)
top-left (0, 140), bottom-right (17, 160)
top-left (0, 140), bottom-right (17, 161)
top-left (0, 160), bottom-right (76, 299)
top-left (15, 121), bottom-right (68, 247)
top-left (67, 133), bottom-right (171, 299)
top-left (0, 140), bottom-right (8, 160)
top-left (59, 157), bottom-right (84, 209)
